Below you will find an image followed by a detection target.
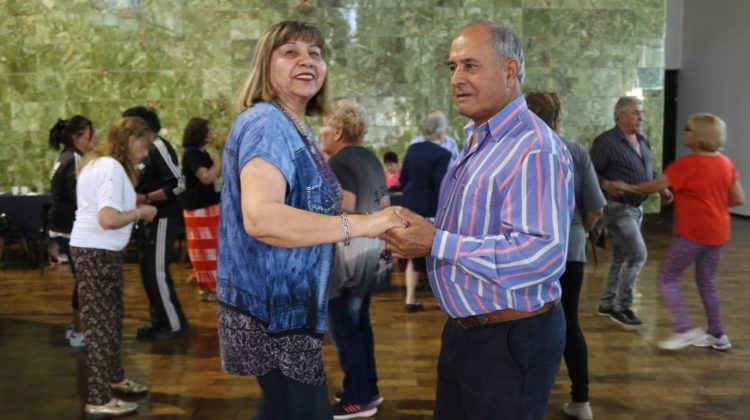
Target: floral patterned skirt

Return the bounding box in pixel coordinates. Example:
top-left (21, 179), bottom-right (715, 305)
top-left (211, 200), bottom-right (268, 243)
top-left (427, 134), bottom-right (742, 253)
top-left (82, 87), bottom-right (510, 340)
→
top-left (217, 304), bottom-right (326, 385)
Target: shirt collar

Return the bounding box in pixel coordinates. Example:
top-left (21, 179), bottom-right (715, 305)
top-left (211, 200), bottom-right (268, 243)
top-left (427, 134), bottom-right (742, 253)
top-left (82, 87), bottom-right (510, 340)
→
top-left (615, 126), bottom-right (645, 143)
top-left (462, 95), bottom-right (528, 145)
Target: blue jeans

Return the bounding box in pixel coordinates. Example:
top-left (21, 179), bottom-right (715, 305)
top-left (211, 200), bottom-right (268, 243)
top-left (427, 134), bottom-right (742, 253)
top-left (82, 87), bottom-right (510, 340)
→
top-left (434, 303), bottom-right (565, 420)
top-left (601, 201), bottom-right (647, 311)
top-left (327, 291), bottom-right (379, 405)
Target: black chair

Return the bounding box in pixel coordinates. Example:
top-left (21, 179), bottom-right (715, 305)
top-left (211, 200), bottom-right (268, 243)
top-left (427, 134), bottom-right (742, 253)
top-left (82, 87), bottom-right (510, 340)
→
top-left (0, 195), bottom-right (52, 274)
top-left (31, 203), bottom-right (52, 275)
top-left (0, 213), bottom-right (35, 270)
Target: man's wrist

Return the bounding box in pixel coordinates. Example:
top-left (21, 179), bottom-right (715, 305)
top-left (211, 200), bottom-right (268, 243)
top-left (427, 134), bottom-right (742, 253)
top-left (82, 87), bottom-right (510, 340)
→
top-left (600, 179), bottom-right (609, 191)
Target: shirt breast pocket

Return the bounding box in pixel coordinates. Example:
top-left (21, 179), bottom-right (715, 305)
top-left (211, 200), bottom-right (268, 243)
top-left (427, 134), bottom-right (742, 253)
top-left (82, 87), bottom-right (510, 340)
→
top-left (307, 182), bottom-right (336, 214)
top-left (292, 148), bottom-right (336, 215)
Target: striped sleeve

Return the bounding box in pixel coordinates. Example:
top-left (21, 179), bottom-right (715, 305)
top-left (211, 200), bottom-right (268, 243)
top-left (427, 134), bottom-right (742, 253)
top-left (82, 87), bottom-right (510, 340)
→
top-left (154, 138), bottom-right (186, 198)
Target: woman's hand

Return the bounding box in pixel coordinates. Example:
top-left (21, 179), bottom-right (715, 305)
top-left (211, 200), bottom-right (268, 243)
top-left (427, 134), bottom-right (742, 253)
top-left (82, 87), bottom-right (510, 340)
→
top-left (352, 206), bottom-right (409, 238)
top-left (381, 207), bottom-right (436, 259)
top-left (99, 204), bottom-right (157, 230)
top-left (138, 204), bottom-right (158, 223)
top-left (607, 181), bottom-right (637, 197)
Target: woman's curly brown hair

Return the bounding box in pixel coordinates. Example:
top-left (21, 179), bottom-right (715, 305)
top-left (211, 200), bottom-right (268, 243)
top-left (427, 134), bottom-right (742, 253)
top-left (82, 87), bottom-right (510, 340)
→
top-left (79, 117), bottom-right (153, 184)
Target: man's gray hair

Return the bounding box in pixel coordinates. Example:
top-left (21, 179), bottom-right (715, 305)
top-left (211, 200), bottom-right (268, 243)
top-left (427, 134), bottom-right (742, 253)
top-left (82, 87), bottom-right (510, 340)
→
top-left (463, 20), bottom-right (525, 84)
top-left (613, 96), bottom-right (643, 122)
top-left (420, 110), bottom-right (448, 141)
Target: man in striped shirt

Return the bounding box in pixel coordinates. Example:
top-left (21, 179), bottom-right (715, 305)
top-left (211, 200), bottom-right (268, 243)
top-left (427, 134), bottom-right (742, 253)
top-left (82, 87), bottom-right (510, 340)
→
top-left (385, 20), bottom-right (574, 420)
top-left (589, 97), bottom-right (673, 329)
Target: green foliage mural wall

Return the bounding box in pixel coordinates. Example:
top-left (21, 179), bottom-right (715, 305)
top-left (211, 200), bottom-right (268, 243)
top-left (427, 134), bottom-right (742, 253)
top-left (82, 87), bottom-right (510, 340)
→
top-left (0, 0), bottom-right (665, 207)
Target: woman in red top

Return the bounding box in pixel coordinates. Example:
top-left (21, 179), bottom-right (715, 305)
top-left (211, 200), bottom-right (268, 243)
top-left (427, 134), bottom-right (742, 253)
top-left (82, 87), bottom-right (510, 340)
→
top-left (615, 114), bottom-right (745, 351)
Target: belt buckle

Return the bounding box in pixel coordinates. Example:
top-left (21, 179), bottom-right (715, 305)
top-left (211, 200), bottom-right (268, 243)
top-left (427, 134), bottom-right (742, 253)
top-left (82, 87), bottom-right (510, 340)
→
top-left (457, 314), bottom-right (489, 329)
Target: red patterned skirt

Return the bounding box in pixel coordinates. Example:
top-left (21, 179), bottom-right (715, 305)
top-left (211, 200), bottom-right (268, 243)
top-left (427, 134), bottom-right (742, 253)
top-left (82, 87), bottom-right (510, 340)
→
top-left (183, 203), bottom-right (220, 292)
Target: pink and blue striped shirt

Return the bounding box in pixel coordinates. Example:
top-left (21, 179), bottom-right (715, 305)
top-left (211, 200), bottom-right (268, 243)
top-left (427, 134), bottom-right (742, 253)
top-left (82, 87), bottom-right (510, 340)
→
top-left (428, 96), bottom-right (575, 318)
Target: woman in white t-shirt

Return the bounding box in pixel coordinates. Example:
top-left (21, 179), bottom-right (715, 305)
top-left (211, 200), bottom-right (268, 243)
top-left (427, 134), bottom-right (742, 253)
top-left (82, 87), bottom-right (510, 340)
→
top-left (70, 117), bottom-right (157, 418)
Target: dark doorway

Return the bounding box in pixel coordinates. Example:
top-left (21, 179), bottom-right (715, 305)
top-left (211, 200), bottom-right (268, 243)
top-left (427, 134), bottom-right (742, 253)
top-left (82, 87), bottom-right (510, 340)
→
top-left (663, 70), bottom-right (679, 169)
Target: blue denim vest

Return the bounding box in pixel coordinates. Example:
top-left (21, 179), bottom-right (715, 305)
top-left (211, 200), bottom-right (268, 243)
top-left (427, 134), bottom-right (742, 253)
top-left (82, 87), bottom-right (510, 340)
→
top-left (217, 103), bottom-right (338, 334)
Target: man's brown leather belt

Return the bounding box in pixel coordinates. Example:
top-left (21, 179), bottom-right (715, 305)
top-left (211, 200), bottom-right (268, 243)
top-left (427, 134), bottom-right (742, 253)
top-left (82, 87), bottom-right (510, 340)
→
top-left (454, 300), bottom-right (558, 329)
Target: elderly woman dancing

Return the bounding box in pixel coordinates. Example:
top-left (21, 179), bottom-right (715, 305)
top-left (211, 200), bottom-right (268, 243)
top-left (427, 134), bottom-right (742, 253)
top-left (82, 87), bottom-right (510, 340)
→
top-left (216, 21), bottom-right (405, 420)
top-left (70, 117), bottom-right (157, 418)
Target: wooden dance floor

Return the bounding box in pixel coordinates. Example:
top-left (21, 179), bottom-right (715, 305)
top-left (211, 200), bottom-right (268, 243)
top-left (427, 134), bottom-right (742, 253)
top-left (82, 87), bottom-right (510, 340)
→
top-left (1, 213), bottom-right (749, 419)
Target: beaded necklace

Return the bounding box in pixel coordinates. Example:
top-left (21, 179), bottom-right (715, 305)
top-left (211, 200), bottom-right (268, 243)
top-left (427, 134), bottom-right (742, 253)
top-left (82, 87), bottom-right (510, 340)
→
top-left (272, 101), bottom-right (316, 156)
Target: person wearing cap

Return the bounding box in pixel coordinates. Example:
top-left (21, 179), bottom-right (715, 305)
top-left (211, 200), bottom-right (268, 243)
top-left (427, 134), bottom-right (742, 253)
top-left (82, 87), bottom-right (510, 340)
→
top-left (122, 105), bottom-right (189, 341)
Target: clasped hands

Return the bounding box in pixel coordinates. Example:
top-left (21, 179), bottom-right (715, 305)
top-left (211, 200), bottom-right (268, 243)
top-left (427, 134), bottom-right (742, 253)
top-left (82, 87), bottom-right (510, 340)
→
top-left (608, 180), bottom-right (674, 206)
top-left (368, 206), bottom-right (436, 259)
top-left (603, 179), bottom-right (629, 197)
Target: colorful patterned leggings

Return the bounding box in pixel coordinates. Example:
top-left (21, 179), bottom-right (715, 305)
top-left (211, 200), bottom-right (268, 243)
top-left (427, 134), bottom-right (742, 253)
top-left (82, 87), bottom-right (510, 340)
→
top-left (657, 236), bottom-right (724, 336)
top-left (70, 246), bottom-right (125, 405)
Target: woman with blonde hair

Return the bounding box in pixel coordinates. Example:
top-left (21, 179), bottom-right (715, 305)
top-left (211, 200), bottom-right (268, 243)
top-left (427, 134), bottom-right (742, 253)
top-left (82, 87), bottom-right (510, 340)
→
top-left (615, 113), bottom-right (745, 351)
top-left (320, 98), bottom-right (388, 418)
top-left (70, 117), bottom-right (157, 418)
top-left (218, 21), bottom-right (404, 419)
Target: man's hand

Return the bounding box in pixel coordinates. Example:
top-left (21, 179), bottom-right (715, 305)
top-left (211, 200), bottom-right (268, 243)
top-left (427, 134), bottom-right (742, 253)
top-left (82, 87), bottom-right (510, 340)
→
top-left (381, 207), bottom-right (436, 259)
top-left (659, 188), bottom-right (674, 206)
top-left (602, 179), bottom-right (625, 197)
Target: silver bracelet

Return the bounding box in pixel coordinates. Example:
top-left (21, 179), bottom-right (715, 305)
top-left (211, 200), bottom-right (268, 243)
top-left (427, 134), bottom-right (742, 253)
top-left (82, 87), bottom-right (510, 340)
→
top-left (341, 212), bottom-right (351, 246)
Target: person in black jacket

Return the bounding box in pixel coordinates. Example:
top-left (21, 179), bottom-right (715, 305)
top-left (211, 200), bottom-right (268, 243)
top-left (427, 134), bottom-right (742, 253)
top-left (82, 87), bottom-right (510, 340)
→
top-left (48, 115), bottom-right (96, 347)
top-left (122, 106), bottom-right (188, 341)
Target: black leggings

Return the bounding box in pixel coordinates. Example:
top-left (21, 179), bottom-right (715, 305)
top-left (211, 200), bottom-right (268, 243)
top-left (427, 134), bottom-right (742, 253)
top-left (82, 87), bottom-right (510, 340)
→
top-left (255, 369), bottom-right (332, 420)
top-left (52, 236), bottom-right (79, 309)
top-left (560, 261), bottom-right (590, 402)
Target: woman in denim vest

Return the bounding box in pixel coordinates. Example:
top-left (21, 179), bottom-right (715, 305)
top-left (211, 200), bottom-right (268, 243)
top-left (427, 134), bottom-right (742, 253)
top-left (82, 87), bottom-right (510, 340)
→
top-left (216, 21), bottom-right (405, 420)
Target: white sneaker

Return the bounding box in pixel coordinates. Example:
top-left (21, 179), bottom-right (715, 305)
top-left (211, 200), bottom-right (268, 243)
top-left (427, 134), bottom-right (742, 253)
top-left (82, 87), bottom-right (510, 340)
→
top-left (692, 333), bottom-right (732, 350)
top-left (64, 326), bottom-right (74, 340)
top-left (68, 330), bottom-right (86, 348)
top-left (562, 401), bottom-right (593, 419)
top-left (657, 328), bottom-right (706, 350)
